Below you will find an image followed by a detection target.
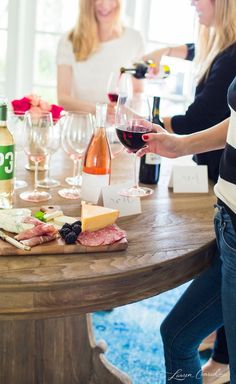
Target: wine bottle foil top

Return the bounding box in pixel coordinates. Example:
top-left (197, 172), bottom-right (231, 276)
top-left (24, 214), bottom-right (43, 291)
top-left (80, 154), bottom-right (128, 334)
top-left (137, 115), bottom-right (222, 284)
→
top-left (0, 99), bottom-right (7, 121)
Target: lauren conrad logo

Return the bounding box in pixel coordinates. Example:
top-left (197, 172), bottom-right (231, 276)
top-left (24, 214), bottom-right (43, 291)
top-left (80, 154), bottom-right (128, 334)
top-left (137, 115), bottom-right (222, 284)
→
top-left (167, 369), bottom-right (225, 381)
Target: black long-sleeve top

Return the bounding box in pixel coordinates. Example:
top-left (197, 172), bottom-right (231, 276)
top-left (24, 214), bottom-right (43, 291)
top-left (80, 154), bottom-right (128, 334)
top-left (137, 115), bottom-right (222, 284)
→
top-left (171, 43), bottom-right (236, 182)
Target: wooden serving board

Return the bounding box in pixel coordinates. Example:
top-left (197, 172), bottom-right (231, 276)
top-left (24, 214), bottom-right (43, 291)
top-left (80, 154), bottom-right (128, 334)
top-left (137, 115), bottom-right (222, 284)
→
top-left (0, 236), bottom-right (128, 256)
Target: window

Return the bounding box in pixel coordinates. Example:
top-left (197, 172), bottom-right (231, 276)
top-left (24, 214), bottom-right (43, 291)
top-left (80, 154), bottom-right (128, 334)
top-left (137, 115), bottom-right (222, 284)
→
top-left (33, 0), bottom-right (77, 101)
top-left (4, 0), bottom-right (196, 106)
top-left (0, 0), bottom-right (8, 95)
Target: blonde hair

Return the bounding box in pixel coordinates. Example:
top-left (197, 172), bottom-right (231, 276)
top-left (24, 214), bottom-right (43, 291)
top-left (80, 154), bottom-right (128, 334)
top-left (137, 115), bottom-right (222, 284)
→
top-left (195, 0), bottom-right (236, 83)
top-left (69, 0), bottom-right (122, 61)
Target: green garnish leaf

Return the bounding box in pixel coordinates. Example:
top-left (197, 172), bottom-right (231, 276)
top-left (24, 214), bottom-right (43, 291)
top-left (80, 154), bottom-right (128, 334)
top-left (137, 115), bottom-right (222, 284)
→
top-left (34, 211), bottom-right (46, 222)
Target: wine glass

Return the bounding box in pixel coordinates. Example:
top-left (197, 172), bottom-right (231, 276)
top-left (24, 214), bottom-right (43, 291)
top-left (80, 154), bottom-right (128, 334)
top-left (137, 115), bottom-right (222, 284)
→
top-left (115, 93), bottom-right (154, 197)
top-left (58, 112), bottom-right (94, 199)
top-left (8, 111), bottom-right (28, 189)
top-left (106, 72), bottom-right (133, 158)
top-left (20, 112), bottom-right (53, 202)
top-left (37, 119), bottom-right (61, 188)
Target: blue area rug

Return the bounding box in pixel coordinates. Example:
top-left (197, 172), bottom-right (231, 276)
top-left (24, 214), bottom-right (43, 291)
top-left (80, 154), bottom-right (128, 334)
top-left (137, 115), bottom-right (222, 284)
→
top-left (92, 282), bottom-right (210, 384)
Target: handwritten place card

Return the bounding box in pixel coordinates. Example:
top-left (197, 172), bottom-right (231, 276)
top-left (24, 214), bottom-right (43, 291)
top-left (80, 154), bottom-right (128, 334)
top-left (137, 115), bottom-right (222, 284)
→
top-left (172, 165), bottom-right (208, 193)
top-left (102, 183), bottom-right (142, 217)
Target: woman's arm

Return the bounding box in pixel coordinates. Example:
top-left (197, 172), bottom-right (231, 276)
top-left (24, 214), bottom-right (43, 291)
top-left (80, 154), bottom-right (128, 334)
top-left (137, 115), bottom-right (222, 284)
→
top-left (57, 65), bottom-right (97, 114)
top-left (143, 45), bottom-right (189, 73)
top-left (138, 118), bottom-right (229, 159)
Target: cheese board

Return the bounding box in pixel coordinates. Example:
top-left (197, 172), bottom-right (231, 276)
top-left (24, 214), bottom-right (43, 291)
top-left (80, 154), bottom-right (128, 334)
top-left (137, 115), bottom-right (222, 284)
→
top-left (0, 204), bottom-right (128, 256)
top-left (0, 236), bottom-right (128, 256)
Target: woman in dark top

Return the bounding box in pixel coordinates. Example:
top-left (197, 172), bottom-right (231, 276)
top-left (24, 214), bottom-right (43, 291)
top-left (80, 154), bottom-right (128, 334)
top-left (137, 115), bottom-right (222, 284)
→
top-left (144, 9), bottom-right (236, 184)
top-left (144, 0), bottom-right (236, 382)
top-left (138, 74), bottom-right (236, 383)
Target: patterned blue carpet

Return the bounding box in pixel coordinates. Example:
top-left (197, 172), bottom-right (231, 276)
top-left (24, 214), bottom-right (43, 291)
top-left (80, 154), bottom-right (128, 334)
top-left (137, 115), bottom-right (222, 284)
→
top-left (93, 282), bottom-right (210, 384)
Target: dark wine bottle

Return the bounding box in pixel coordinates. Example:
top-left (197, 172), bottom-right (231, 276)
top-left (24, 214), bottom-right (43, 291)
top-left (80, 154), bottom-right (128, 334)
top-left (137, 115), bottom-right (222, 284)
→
top-left (139, 96), bottom-right (162, 185)
top-left (120, 61), bottom-right (170, 80)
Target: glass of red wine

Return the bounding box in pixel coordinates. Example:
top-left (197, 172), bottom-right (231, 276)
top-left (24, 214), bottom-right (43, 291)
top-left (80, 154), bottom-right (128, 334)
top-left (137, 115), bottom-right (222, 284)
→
top-left (106, 72), bottom-right (133, 158)
top-left (115, 93), bottom-right (154, 197)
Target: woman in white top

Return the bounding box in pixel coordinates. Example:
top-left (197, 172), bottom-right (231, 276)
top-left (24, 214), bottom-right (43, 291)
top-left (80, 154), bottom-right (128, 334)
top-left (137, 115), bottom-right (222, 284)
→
top-left (56, 0), bottom-right (144, 115)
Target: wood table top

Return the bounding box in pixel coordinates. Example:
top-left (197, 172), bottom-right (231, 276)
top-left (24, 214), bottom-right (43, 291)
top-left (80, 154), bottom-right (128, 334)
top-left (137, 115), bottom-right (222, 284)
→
top-left (0, 149), bottom-right (216, 319)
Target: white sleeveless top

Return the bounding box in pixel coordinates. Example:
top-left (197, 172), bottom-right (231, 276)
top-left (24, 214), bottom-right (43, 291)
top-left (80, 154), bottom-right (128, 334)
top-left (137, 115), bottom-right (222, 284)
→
top-left (56, 28), bottom-right (144, 103)
top-left (214, 77), bottom-right (236, 214)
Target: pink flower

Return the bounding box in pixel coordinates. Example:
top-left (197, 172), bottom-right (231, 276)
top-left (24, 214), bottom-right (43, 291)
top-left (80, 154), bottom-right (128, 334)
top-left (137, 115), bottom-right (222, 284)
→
top-left (11, 97), bottom-right (31, 114)
top-left (29, 106), bottom-right (43, 116)
top-left (50, 104), bottom-right (64, 121)
top-left (11, 94), bottom-right (64, 122)
top-left (39, 99), bottom-right (51, 112)
top-left (27, 94), bottom-right (41, 107)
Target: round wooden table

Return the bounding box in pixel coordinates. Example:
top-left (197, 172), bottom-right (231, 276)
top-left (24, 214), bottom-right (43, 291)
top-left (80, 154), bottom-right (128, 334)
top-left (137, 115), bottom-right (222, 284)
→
top-left (0, 150), bottom-right (216, 384)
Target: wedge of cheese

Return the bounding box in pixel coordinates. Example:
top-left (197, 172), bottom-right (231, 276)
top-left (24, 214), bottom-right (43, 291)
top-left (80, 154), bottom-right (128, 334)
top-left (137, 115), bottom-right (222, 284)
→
top-left (81, 203), bottom-right (119, 232)
top-left (53, 215), bottom-right (78, 226)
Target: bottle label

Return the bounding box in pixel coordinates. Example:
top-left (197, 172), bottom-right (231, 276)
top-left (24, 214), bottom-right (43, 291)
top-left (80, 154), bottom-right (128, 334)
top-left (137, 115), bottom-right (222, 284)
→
top-left (145, 153), bottom-right (161, 165)
top-left (81, 172), bottom-right (110, 204)
top-left (0, 145), bottom-right (15, 180)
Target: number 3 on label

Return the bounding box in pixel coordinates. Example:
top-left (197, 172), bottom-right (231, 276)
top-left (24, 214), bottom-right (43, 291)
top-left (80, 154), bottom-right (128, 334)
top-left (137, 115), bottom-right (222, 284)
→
top-left (0, 152), bottom-right (14, 173)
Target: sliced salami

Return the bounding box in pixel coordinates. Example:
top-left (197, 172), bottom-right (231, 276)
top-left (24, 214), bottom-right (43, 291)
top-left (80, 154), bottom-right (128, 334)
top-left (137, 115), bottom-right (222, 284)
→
top-left (77, 224), bottom-right (126, 247)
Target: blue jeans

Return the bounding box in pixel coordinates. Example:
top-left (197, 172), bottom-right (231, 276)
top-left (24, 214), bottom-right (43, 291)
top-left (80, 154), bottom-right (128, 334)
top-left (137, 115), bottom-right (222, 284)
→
top-left (160, 205), bottom-right (236, 383)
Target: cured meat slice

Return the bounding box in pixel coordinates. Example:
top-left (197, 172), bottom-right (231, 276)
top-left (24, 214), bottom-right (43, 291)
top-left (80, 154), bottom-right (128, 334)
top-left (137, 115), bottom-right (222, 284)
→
top-left (20, 233), bottom-right (59, 247)
top-left (77, 224), bottom-right (126, 247)
top-left (22, 216), bottom-right (43, 226)
top-left (15, 224), bottom-right (57, 241)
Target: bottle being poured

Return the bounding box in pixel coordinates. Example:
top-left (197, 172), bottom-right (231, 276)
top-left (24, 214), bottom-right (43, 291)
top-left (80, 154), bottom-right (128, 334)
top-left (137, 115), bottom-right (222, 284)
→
top-left (81, 103), bottom-right (111, 204)
top-left (120, 60), bottom-right (170, 80)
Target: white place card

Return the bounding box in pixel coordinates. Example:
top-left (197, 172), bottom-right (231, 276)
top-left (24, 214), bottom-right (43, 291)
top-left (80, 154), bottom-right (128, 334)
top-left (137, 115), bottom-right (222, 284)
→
top-left (102, 183), bottom-right (142, 217)
top-left (172, 165), bottom-right (208, 193)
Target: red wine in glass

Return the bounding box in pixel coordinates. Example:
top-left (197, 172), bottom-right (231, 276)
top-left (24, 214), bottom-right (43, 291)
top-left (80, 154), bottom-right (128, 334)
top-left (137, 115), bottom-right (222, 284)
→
top-left (108, 93), bottom-right (119, 102)
top-left (116, 125), bottom-right (148, 152)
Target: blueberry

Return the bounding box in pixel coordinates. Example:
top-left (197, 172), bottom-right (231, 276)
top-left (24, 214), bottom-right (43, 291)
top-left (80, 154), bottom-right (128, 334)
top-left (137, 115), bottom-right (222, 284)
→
top-left (64, 231), bottom-right (77, 244)
top-left (72, 224), bottom-right (81, 236)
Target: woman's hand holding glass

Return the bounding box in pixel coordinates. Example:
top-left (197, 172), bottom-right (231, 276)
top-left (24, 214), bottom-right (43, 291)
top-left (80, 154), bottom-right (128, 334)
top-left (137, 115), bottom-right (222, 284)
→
top-left (58, 112), bottom-right (94, 199)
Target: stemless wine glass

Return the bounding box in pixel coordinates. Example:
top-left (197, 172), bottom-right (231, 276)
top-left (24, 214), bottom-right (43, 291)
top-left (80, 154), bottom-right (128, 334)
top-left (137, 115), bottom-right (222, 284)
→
top-left (20, 112), bottom-right (53, 202)
top-left (58, 112), bottom-right (94, 199)
top-left (37, 119), bottom-right (61, 188)
top-left (8, 111), bottom-right (28, 189)
top-left (115, 93), bottom-right (154, 197)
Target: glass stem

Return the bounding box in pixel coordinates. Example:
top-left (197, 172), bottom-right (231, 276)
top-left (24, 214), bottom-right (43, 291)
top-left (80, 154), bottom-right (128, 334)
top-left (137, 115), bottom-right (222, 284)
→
top-left (72, 159), bottom-right (78, 191)
top-left (133, 153), bottom-right (139, 189)
top-left (77, 158), bottom-right (82, 178)
top-left (46, 154), bottom-right (51, 179)
top-left (34, 161), bottom-right (39, 193)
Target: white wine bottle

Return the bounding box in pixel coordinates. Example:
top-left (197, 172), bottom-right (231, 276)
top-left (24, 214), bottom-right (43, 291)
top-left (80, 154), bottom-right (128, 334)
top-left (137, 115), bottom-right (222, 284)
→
top-left (81, 103), bottom-right (111, 204)
top-left (0, 100), bottom-right (15, 208)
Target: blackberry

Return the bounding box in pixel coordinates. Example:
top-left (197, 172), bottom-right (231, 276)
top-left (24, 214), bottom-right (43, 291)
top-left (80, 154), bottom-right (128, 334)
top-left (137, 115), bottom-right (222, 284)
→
top-left (59, 227), bottom-right (71, 239)
top-left (62, 223), bottom-right (72, 230)
top-left (64, 231), bottom-right (78, 244)
top-left (72, 220), bottom-right (82, 227)
top-left (72, 224), bottom-right (81, 236)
